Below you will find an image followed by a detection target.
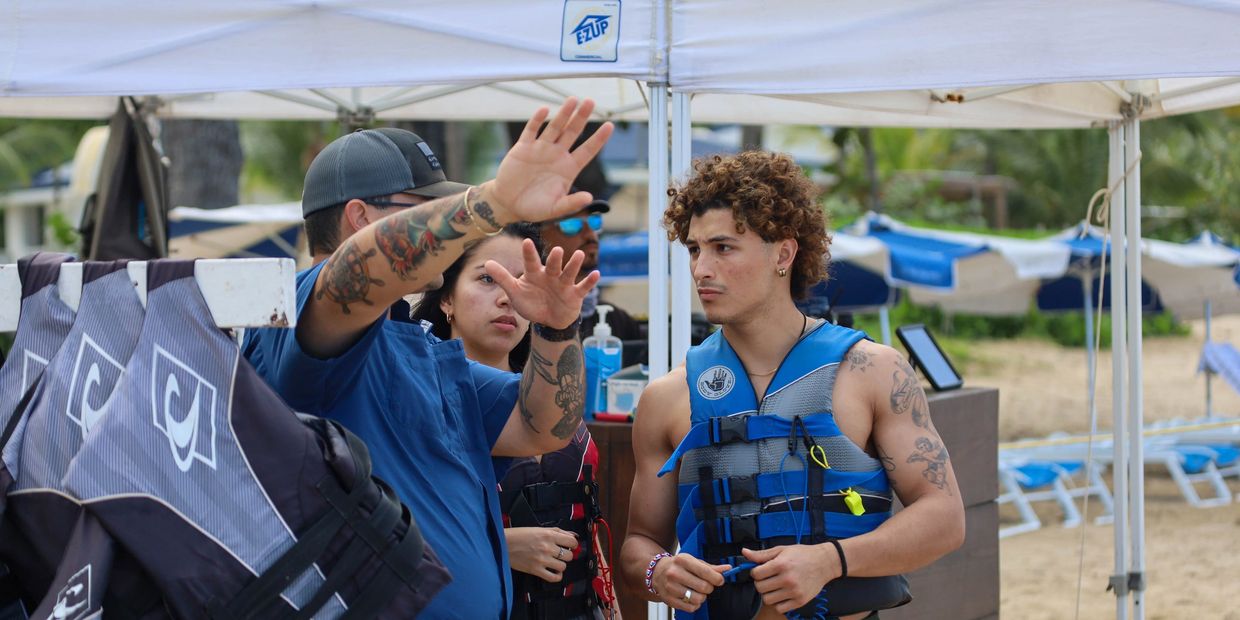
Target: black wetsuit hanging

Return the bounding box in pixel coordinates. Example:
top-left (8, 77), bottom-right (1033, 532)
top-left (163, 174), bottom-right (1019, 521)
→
top-left (500, 423), bottom-right (614, 620)
top-left (58, 260), bottom-right (451, 618)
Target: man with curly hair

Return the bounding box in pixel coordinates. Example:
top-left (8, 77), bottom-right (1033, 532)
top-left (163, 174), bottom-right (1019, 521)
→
top-left (621, 151), bottom-right (964, 620)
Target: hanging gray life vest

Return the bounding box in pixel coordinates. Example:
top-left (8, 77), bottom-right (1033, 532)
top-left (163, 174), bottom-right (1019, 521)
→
top-left (1, 260), bottom-right (170, 619)
top-left (659, 322), bottom-right (911, 620)
top-left (57, 260), bottom-right (450, 618)
top-left (0, 252), bottom-right (75, 616)
top-left (0, 252), bottom-right (76, 481)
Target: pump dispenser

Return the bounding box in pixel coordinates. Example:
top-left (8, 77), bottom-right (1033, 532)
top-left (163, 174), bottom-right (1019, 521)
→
top-left (583, 305), bottom-right (623, 418)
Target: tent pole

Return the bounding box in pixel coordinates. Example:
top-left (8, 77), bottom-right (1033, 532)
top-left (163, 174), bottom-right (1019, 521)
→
top-left (879, 305), bottom-right (892, 345)
top-left (1123, 114), bottom-right (1146, 620)
top-left (1205, 299), bottom-right (1214, 419)
top-left (646, 83), bottom-right (670, 382)
top-left (670, 92), bottom-right (693, 366)
top-left (1082, 268), bottom-right (1096, 418)
top-left (1107, 121), bottom-right (1131, 620)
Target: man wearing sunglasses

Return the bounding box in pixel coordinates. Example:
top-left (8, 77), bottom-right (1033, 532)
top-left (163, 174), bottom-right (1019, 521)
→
top-left (540, 191), bottom-right (645, 349)
top-left (245, 99), bottom-right (614, 619)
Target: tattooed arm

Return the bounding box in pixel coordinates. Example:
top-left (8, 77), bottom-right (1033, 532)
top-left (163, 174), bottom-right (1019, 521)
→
top-left (298, 97), bottom-right (613, 359)
top-left (491, 241), bottom-right (600, 457)
top-left (830, 342), bottom-right (965, 578)
top-left (737, 343), bottom-right (963, 614)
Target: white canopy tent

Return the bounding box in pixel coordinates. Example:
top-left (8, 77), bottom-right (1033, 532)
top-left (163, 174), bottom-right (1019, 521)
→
top-left (6, 1), bottom-right (1240, 616)
top-left (0, 0), bottom-right (685, 384)
top-left (664, 2), bottom-right (1240, 618)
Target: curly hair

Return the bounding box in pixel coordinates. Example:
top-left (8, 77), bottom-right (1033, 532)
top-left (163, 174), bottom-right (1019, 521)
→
top-left (664, 151), bottom-right (830, 299)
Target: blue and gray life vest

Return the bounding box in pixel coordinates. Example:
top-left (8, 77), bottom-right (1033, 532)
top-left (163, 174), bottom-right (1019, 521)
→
top-left (659, 322), bottom-right (911, 620)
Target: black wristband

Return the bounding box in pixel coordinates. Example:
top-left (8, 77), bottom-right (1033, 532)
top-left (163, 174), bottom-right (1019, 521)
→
top-left (828, 539), bottom-right (848, 579)
top-left (533, 319), bottom-right (581, 342)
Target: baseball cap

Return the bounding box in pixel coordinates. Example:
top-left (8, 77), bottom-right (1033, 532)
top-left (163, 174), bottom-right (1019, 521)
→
top-left (572, 186), bottom-right (610, 214)
top-left (301, 128), bottom-right (471, 217)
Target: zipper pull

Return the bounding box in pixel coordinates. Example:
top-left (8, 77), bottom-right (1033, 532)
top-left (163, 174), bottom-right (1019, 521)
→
top-left (843, 488), bottom-right (866, 516)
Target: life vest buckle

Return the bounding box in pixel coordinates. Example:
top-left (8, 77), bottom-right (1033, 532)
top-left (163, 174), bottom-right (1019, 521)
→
top-left (712, 414), bottom-right (750, 445)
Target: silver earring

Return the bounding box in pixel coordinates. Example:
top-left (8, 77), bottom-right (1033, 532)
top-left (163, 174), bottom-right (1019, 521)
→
top-left (446, 313), bottom-right (454, 323)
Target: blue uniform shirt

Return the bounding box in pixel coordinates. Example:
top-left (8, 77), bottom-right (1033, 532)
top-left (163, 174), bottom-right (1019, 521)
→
top-left (244, 262), bottom-right (520, 618)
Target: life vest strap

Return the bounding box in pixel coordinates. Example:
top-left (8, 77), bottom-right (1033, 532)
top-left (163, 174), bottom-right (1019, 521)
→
top-left (658, 414), bottom-right (844, 477)
top-left (522, 478), bottom-right (599, 513)
top-left (207, 420), bottom-right (429, 620)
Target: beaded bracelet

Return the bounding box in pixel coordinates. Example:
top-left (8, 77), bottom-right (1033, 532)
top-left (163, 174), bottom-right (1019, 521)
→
top-left (644, 552), bottom-right (673, 595)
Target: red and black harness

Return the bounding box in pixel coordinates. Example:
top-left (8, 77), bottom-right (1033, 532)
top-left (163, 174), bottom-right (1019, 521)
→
top-left (499, 426), bottom-right (617, 620)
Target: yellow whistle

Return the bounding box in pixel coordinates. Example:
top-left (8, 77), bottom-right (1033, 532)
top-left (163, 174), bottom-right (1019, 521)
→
top-left (843, 488), bottom-right (866, 516)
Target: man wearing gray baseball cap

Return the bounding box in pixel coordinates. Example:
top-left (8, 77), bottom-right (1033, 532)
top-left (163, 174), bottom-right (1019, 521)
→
top-left (244, 98), bottom-right (613, 618)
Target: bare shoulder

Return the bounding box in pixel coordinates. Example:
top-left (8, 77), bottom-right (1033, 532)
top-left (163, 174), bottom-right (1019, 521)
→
top-left (839, 338), bottom-right (908, 383)
top-left (633, 367), bottom-right (691, 454)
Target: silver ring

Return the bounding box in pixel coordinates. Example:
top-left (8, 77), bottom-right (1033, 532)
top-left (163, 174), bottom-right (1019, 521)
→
top-left (684, 588), bottom-right (693, 603)
top-left (556, 546), bottom-right (566, 560)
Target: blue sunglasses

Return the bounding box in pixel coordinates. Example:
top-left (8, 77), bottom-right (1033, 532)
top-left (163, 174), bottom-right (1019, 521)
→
top-left (556, 214), bottom-right (604, 236)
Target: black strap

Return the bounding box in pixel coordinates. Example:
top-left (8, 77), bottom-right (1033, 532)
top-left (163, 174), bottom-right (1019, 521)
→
top-left (339, 502), bottom-right (434, 620)
top-left (209, 421), bottom-right (428, 619)
top-left (287, 483), bottom-right (406, 620)
top-left (808, 464), bottom-right (826, 541)
top-left (523, 479), bottom-right (595, 512)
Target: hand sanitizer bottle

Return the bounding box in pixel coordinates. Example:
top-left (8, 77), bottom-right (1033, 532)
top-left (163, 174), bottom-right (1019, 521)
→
top-left (583, 305), bottom-right (622, 419)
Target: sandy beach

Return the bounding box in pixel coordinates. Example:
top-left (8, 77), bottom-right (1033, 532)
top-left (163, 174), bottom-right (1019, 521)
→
top-left (959, 315), bottom-right (1240, 619)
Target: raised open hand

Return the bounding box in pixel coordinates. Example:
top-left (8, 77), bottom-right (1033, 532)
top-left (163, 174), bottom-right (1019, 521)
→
top-left (485, 239), bottom-right (600, 330)
top-left (481, 97), bottom-right (614, 226)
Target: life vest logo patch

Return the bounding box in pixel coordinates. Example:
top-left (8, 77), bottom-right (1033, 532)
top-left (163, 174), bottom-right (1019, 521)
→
top-left (66, 334), bottom-right (126, 438)
top-left (696, 365), bottom-right (735, 400)
top-left (48, 563), bottom-right (91, 620)
top-left (560, 1), bottom-right (620, 62)
top-left (21, 349), bottom-right (49, 393)
top-left (151, 346), bottom-right (218, 472)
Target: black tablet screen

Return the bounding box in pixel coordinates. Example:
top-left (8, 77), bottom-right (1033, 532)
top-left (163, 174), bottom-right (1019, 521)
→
top-left (897, 325), bottom-right (963, 391)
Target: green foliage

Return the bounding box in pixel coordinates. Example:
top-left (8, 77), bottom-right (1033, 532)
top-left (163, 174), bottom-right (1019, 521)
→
top-left (852, 298), bottom-right (1190, 350)
top-left (46, 212), bottom-right (79, 246)
top-left (0, 332), bottom-right (12, 364)
top-left (0, 119), bottom-right (100, 190)
top-left (817, 111), bottom-right (1240, 243)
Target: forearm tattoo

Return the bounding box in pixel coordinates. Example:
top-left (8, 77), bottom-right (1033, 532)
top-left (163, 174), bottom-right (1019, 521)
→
top-left (906, 437), bottom-right (952, 494)
top-left (473, 198), bottom-right (503, 232)
top-left (518, 344), bottom-right (585, 440)
top-left (890, 359), bottom-right (931, 430)
top-left (373, 195), bottom-right (468, 279)
top-left (317, 239), bottom-right (384, 314)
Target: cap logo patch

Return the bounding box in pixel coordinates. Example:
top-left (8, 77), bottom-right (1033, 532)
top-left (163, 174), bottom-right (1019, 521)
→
top-left (416, 142), bottom-right (441, 171)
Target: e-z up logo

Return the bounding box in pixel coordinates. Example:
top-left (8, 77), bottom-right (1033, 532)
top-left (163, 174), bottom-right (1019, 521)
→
top-left (151, 346), bottom-right (218, 472)
top-left (66, 335), bottom-right (126, 438)
top-left (571, 14), bottom-right (610, 45)
top-left (47, 564), bottom-right (91, 620)
top-left (560, 1), bottom-right (620, 62)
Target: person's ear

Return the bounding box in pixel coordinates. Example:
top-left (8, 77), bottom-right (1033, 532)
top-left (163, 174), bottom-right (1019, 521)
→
top-left (343, 199), bottom-right (371, 234)
top-left (439, 294), bottom-right (456, 326)
top-left (776, 238), bottom-right (798, 273)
